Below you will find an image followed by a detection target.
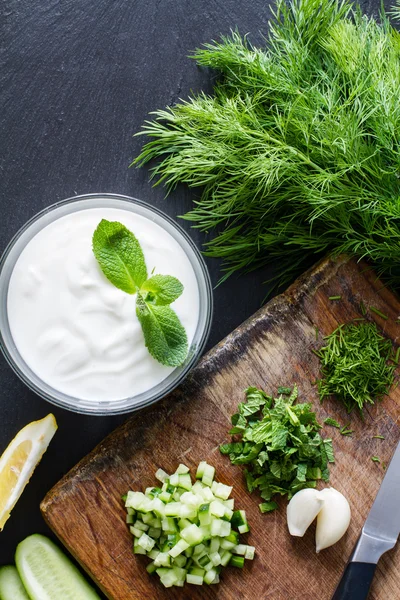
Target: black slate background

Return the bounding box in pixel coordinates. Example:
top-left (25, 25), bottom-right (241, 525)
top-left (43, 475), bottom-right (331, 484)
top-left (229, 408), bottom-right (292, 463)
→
top-left (0, 0), bottom-right (386, 589)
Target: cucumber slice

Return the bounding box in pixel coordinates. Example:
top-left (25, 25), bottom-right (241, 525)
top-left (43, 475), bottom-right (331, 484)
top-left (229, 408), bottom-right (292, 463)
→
top-left (15, 534), bottom-right (100, 600)
top-left (0, 565), bottom-right (30, 600)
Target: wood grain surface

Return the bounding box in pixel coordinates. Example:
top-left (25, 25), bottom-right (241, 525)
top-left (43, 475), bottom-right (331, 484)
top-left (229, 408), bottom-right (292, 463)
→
top-left (41, 256), bottom-right (400, 600)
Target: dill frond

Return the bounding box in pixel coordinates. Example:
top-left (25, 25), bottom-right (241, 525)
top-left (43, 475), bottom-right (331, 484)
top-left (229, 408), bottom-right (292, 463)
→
top-left (134, 0), bottom-right (400, 288)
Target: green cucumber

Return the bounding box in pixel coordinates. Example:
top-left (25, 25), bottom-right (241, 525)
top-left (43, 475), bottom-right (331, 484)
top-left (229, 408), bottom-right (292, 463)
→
top-left (15, 534), bottom-right (100, 600)
top-left (0, 566), bottom-right (30, 600)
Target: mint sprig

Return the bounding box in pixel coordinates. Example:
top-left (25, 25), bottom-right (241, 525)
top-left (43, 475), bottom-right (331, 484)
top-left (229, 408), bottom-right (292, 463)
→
top-left (92, 220), bottom-right (188, 367)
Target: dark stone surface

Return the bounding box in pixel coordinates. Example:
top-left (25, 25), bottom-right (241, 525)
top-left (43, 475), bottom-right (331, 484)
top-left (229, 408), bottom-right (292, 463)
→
top-left (0, 0), bottom-right (385, 586)
top-left (0, 0), bottom-right (277, 570)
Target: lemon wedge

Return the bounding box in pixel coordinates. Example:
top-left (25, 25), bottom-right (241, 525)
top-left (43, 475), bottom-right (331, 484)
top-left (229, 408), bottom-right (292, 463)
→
top-left (0, 414), bottom-right (57, 531)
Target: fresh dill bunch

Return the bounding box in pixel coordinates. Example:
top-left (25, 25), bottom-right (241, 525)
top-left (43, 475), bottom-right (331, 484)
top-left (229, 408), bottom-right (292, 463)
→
top-left (134, 0), bottom-right (400, 288)
top-left (316, 322), bottom-right (396, 413)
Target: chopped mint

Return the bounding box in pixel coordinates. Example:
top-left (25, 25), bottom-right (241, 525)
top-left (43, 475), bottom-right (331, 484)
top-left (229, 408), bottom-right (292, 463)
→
top-left (324, 417), bottom-right (341, 429)
top-left (220, 385), bottom-right (335, 512)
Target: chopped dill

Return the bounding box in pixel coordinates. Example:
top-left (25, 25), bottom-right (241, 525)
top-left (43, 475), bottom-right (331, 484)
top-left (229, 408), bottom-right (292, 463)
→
top-left (329, 296), bottom-right (342, 301)
top-left (340, 424), bottom-right (353, 436)
top-left (317, 322), bottom-right (396, 413)
top-left (371, 456), bottom-right (381, 463)
top-left (395, 347), bottom-right (400, 364)
top-left (372, 435), bottom-right (385, 439)
top-left (370, 307), bottom-right (388, 320)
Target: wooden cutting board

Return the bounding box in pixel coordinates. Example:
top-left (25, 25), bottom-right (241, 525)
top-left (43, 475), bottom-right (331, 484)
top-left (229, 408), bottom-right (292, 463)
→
top-left (41, 256), bottom-right (400, 600)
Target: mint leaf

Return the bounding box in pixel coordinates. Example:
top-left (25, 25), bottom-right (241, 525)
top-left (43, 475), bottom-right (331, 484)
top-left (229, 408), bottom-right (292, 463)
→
top-left (92, 220), bottom-right (147, 293)
top-left (136, 293), bottom-right (188, 367)
top-left (140, 275), bottom-right (184, 305)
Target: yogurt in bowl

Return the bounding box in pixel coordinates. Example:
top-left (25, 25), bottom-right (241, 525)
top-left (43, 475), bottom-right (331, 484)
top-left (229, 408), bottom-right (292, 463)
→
top-left (0, 194), bottom-right (213, 415)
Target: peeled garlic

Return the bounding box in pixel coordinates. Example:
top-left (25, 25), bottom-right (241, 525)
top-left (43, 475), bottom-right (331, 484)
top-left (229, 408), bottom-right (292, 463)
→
top-left (316, 487), bottom-right (351, 552)
top-left (287, 489), bottom-right (324, 536)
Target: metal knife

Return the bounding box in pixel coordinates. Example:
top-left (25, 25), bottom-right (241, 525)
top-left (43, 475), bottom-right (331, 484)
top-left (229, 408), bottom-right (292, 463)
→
top-left (332, 440), bottom-right (400, 600)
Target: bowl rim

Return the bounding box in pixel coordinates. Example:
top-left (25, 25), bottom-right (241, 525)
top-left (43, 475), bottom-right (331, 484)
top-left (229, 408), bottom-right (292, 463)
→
top-left (0, 193), bottom-right (213, 415)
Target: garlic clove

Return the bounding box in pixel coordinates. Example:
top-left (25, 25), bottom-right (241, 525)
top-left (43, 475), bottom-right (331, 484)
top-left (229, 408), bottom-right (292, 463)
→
top-left (315, 487), bottom-right (351, 552)
top-left (287, 488), bottom-right (324, 537)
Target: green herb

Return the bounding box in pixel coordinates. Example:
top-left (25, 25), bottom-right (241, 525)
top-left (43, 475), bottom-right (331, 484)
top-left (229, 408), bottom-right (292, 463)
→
top-left (370, 307), bottom-right (388, 321)
top-left (220, 385), bottom-right (334, 511)
top-left (340, 424), bottom-right (353, 436)
top-left (324, 417), bottom-right (353, 435)
top-left (373, 435), bottom-right (385, 440)
top-left (134, 0), bottom-right (400, 290)
top-left (329, 296), bottom-right (342, 301)
top-left (324, 417), bottom-right (341, 428)
top-left (317, 322), bottom-right (396, 413)
top-left (395, 347), bottom-right (400, 364)
top-left (315, 327), bottom-right (319, 341)
top-left (92, 220), bottom-right (188, 367)
top-left (371, 456), bottom-right (381, 463)
top-left (360, 302), bottom-right (366, 316)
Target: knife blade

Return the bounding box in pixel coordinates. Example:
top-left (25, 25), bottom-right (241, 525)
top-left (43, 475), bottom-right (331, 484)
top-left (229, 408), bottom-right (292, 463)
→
top-left (332, 439), bottom-right (400, 600)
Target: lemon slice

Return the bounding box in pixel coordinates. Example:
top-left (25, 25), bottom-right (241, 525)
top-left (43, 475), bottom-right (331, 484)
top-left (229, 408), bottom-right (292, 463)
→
top-left (0, 414), bottom-right (57, 531)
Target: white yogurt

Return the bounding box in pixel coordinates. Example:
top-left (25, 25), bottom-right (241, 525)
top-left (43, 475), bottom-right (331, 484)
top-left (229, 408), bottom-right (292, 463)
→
top-left (7, 207), bottom-right (200, 401)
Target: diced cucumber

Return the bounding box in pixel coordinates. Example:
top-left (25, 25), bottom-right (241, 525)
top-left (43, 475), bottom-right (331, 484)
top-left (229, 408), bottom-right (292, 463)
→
top-left (168, 540), bottom-right (189, 558)
top-left (172, 554), bottom-right (187, 568)
top-left (138, 533), bottom-right (155, 552)
top-left (133, 539), bottom-right (147, 555)
top-left (211, 482), bottom-right (233, 500)
top-left (220, 551), bottom-right (233, 567)
top-left (231, 509), bottom-right (250, 533)
top-left (0, 565), bottom-right (30, 600)
top-left (245, 546), bottom-right (255, 560)
top-left (232, 544), bottom-right (247, 555)
top-left (180, 524), bottom-right (204, 546)
top-left (202, 464), bottom-right (215, 487)
top-left (146, 561), bottom-right (157, 574)
top-left (204, 567), bottom-right (218, 584)
top-left (15, 535), bottom-right (100, 600)
top-left (196, 461), bottom-right (207, 479)
top-left (186, 574), bottom-right (203, 585)
top-left (124, 460), bottom-right (255, 589)
top-left (155, 469), bottom-right (169, 482)
top-left (210, 500), bottom-right (226, 518)
top-left (230, 555), bottom-right (245, 568)
top-left (134, 520), bottom-right (149, 532)
top-left (178, 473), bottom-right (192, 491)
top-left (189, 567), bottom-right (205, 577)
top-left (159, 491), bottom-right (171, 503)
top-left (169, 473), bottom-right (180, 486)
top-left (165, 502), bottom-right (181, 517)
top-left (175, 463), bottom-right (190, 474)
top-left (154, 552), bottom-right (171, 567)
top-left (161, 517), bottom-right (178, 533)
top-left (210, 552), bottom-right (221, 566)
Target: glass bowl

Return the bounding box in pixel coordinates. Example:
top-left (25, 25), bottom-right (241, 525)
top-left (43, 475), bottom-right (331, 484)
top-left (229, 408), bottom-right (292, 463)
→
top-left (0, 193), bottom-right (213, 415)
